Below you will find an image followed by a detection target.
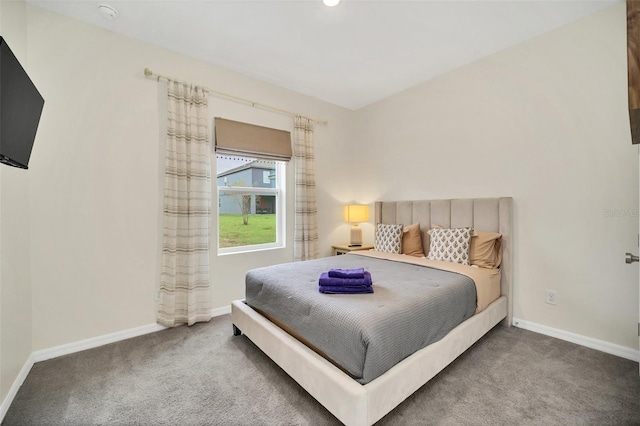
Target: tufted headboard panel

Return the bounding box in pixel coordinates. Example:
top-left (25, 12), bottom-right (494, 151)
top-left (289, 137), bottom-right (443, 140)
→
top-left (374, 197), bottom-right (513, 326)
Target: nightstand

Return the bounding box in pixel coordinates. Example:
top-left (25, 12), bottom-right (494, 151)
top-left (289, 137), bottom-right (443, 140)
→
top-left (332, 244), bottom-right (374, 256)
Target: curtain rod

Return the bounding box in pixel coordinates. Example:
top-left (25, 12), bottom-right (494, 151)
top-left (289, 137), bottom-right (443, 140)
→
top-left (143, 68), bottom-right (328, 126)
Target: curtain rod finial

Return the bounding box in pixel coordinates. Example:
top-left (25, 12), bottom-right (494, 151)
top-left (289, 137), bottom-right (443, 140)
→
top-left (144, 68), bottom-right (153, 77)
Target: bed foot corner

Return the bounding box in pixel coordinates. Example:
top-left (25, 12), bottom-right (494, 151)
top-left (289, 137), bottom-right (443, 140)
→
top-left (232, 324), bottom-right (242, 336)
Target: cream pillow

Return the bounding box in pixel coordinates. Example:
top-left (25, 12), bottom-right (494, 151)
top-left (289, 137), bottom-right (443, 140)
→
top-left (427, 227), bottom-right (473, 265)
top-left (402, 223), bottom-right (425, 257)
top-left (470, 232), bottom-right (502, 268)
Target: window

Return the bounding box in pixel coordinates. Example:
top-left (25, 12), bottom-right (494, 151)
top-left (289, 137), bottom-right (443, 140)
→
top-left (213, 117), bottom-right (291, 255)
top-left (216, 154), bottom-right (285, 254)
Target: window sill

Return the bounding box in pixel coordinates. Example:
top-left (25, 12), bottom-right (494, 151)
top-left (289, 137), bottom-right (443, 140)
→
top-left (217, 243), bottom-right (285, 256)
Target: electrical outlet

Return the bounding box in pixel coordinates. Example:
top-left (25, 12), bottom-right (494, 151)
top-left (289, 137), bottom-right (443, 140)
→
top-left (545, 290), bottom-right (558, 305)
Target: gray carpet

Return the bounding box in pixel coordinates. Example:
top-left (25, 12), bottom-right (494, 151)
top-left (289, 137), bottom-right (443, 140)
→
top-left (3, 315), bottom-right (639, 426)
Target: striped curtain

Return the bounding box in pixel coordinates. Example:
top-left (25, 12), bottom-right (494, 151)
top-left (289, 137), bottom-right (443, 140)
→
top-left (293, 116), bottom-right (319, 261)
top-left (158, 81), bottom-right (212, 327)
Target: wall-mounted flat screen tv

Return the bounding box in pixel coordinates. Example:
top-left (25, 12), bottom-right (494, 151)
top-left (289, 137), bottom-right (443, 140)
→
top-left (0, 36), bottom-right (44, 169)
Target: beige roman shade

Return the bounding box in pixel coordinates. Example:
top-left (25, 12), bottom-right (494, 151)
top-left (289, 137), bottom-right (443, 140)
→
top-left (214, 117), bottom-right (292, 161)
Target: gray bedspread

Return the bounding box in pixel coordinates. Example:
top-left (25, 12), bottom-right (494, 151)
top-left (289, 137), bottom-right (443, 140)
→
top-left (244, 253), bottom-right (476, 385)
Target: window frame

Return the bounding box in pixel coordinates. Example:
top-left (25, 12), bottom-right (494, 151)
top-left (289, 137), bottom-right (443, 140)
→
top-left (216, 159), bottom-right (286, 255)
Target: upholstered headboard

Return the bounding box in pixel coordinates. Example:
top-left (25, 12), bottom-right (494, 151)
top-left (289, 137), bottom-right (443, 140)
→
top-left (374, 197), bottom-right (513, 327)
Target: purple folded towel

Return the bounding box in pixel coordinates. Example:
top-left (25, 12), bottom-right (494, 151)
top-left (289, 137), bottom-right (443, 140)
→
top-left (319, 271), bottom-right (372, 287)
top-left (319, 285), bottom-right (373, 294)
top-left (328, 268), bottom-right (366, 279)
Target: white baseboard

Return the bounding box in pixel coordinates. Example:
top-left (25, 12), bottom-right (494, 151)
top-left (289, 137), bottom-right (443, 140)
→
top-left (1, 304), bottom-right (232, 423)
top-left (33, 305), bottom-right (231, 363)
top-left (513, 318), bottom-right (640, 363)
top-left (0, 353), bottom-right (35, 422)
top-left (32, 323), bottom-right (168, 363)
top-left (211, 305), bottom-right (231, 317)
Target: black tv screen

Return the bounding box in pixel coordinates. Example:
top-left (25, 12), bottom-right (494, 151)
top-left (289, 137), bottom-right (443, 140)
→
top-left (0, 36), bottom-right (44, 169)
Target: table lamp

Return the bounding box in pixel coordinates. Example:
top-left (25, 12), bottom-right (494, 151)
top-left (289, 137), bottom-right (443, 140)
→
top-left (344, 204), bottom-right (369, 247)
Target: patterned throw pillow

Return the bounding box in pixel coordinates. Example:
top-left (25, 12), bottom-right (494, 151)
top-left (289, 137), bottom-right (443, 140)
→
top-left (374, 223), bottom-right (404, 254)
top-left (427, 227), bottom-right (474, 265)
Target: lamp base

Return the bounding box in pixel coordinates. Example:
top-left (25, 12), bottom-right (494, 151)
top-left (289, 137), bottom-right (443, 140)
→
top-left (350, 224), bottom-right (363, 247)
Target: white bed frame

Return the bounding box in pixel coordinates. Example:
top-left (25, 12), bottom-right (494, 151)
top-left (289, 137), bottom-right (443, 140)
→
top-left (231, 197), bottom-right (513, 426)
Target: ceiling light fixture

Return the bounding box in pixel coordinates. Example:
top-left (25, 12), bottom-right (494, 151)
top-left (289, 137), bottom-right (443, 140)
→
top-left (323, 0), bottom-right (340, 7)
top-left (98, 4), bottom-right (119, 20)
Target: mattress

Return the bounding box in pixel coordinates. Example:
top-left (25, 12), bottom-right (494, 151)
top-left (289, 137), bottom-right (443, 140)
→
top-left (245, 252), bottom-right (477, 384)
top-left (357, 250), bottom-right (502, 313)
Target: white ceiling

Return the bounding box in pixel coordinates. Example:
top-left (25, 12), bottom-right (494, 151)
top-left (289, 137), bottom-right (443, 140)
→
top-left (27, 0), bottom-right (618, 110)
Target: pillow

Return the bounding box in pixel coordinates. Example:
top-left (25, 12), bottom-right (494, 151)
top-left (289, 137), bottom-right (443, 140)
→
top-left (402, 223), bottom-right (425, 257)
top-left (374, 223), bottom-right (404, 254)
top-left (423, 224), bottom-right (444, 257)
top-left (470, 232), bottom-right (502, 268)
top-left (427, 227), bottom-right (473, 265)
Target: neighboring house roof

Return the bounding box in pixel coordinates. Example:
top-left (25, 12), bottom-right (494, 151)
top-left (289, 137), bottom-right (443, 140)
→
top-left (217, 160), bottom-right (274, 178)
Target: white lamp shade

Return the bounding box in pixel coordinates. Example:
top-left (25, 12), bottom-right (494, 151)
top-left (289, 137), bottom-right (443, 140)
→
top-left (344, 204), bottom-right (369, 224)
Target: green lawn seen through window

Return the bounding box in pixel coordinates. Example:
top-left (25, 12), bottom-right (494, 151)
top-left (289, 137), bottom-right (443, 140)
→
top-left (219, 214), bottom-right (276, 248)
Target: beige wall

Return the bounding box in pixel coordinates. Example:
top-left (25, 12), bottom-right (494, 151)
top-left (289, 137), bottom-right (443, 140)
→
top-left (0, 0), bottom-right (33, 405)
top-left (353, 3), bottom-right (638, 350)
top-left (25, 5), bottom-right (355, 351)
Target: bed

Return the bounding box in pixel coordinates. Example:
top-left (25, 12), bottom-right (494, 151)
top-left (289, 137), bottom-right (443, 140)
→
top-left (231, 197), bottom-right (513, 426)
